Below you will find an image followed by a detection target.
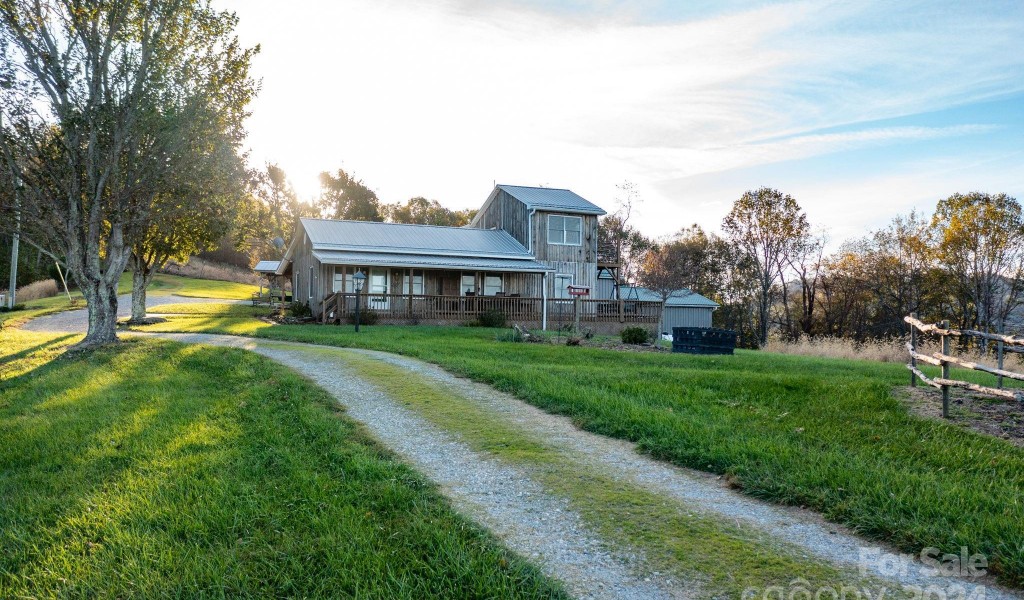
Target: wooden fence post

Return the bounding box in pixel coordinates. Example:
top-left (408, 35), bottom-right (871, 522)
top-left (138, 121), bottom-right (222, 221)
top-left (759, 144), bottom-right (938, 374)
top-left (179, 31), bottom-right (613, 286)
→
top-left (941, 319), bottom-right (950, 418)
top-left (909, 312), bottom-right (917, 387)
top-left (998, 340), bottom-right (1005, 389)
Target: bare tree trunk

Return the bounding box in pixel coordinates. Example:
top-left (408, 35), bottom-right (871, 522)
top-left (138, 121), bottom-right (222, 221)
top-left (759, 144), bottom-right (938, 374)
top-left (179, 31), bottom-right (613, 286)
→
top-left (80, 278), bottom-right (120, 346)
top-left (131, 265), bottom-right (148, 322)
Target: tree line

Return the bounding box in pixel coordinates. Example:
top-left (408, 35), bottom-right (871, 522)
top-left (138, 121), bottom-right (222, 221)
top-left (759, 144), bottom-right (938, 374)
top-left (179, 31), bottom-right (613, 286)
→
top-left (237, 163), bottom-right (477, 263)
top-left (610, 186), bottom-right (1024, 348)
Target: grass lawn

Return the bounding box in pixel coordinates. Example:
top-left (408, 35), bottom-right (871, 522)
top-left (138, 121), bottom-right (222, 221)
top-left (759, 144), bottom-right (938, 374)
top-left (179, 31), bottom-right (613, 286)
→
top-left (133, 308), bottom-right (1024, 588)
top-left (0, 273), bottom-right (258, 328)
top-left (0, 329), bottom-right (564, 598)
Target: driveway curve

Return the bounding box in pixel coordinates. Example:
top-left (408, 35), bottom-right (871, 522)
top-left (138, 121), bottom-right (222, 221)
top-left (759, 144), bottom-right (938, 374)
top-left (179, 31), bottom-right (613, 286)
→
top-left (21, 294), bottom-right (239, 333)
top-left (128, 332), bottom-right (1019, 600)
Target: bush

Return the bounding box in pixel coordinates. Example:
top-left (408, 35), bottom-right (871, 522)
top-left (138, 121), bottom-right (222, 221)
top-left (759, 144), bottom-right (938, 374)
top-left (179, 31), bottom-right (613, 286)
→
top-left (288, 302), bottom-right (312, 318)
top-left (348, 309), bottom-right (379, 326)
top-left (620, 326), bottom-right (649, 345)
top-left (476, 309), bottom-right (507, 328)
top-left (0, 303), bottom-right (26, 313)
top-left (16, 279), bottom-right (59, 302)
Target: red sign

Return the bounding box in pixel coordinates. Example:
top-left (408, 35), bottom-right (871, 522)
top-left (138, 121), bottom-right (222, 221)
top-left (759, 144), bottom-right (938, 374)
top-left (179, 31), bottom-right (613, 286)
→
top-left (567, 285), bottom-right (590, 297)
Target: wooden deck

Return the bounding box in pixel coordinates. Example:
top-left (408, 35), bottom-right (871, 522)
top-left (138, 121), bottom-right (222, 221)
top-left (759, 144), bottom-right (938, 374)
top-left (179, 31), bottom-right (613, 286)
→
top-left (319, 293), bottom-right (661, 326)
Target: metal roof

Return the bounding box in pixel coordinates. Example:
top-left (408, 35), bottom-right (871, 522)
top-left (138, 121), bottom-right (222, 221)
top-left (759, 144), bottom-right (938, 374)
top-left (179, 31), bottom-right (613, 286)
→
top-left (622, 285), bottom-right (719, 308)
top-left (312, 250), bottom-right (553, 273)
top-left (253, 260), bottom-right (281, 273)
top-left (497, 185), bottom-right (606, 215)
top-left (300, 218), bottom-right (534, 258)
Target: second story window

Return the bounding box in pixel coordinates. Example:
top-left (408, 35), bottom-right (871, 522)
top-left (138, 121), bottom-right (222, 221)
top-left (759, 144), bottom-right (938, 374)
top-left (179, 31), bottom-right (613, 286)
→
top-left (548, 215), bottom-right (582, 246)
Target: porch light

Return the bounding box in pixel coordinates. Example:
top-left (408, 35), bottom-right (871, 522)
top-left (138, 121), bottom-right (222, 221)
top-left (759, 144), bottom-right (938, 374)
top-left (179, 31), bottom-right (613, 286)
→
top-left (353, 269), bottom-right (367, 332)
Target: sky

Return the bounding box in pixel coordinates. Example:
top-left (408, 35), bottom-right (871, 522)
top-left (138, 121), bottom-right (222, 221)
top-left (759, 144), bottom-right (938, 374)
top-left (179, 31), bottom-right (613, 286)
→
top-left (218, 0), bottom-right (1024, 246)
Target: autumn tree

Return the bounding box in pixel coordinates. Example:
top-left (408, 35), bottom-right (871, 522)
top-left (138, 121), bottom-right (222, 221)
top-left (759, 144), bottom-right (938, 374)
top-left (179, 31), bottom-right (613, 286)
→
top-left (639, 232), bottom-right (707, 337)
top-left (318, 168), bottom-right (382, 222)
top-left (783, 233), bottom-right (826, 339)
top-left (385, 196), bottom-right (476, 226)
top-left (722, 187), bottom-right (809, 347)
top-left (932, 192), bottom-right (1024, 335)
top-left (0, 0), bottom-right (257, 346)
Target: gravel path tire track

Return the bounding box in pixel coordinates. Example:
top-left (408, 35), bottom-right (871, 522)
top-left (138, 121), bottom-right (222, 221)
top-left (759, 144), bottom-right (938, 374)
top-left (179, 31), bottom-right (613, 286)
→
top-left (127, 332), bottom-right (1019, 600)
top-left (19, 309), bottom-right (1020, 599)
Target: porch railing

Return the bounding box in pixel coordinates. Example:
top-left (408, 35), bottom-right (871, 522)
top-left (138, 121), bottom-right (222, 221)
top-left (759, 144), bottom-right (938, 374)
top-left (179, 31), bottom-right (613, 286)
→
top-left (320, 293), bottom-right (661, 325)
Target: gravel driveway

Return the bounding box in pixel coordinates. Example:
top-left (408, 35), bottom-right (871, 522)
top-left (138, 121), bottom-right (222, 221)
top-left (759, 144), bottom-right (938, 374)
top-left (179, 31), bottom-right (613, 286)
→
top-left (110, 331), bottom-right (1018, 600)
top-left (21, 294), bottom-right (239, 333)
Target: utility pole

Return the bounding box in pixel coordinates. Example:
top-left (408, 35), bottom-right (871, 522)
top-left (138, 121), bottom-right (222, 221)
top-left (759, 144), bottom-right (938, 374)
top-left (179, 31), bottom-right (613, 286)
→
top-left (7, 176), bottom-right (19, 309)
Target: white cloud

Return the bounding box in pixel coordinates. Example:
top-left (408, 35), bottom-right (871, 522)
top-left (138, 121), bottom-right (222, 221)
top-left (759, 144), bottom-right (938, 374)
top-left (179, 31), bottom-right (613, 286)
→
top-left (219, 0), bottom-right (1024, 240)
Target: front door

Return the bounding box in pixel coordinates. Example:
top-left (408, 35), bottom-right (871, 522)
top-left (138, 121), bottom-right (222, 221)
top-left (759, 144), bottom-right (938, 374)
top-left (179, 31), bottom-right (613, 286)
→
top-left (368, 268), bottom-right (390, 310)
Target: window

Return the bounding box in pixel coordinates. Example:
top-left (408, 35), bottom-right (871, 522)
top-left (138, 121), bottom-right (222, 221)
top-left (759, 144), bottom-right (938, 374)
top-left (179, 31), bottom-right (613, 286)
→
top-left (333, 266), bottom-right (365, 293)
top-left (483, 274), bottom-right (502, 296)
top-left (403, 270), bottom-right (424, 295)
top-left (369, 268), bottom-right (389, 295)
top-left (368, 268), bottom-right (390, 310)
top-left (461, 273), bottom-right (476, 295)
top-left (554, 274), bottom-right (573, 299)
top-left (308, 266), bottom-right (315, 298)
top-left (547, 215), bottom-right (582, 246)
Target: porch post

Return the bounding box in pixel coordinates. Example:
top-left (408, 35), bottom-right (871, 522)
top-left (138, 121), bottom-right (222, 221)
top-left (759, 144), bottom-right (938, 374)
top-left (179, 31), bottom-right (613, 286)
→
top-left (542, 272), bottom-right (548, 331)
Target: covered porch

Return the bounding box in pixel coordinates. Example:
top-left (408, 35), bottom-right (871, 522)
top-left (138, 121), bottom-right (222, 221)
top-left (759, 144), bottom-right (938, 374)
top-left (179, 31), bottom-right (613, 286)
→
top-left (319, 265), bottom-right (549, 325)
top-left (318, 264), bottom-right (661, 328)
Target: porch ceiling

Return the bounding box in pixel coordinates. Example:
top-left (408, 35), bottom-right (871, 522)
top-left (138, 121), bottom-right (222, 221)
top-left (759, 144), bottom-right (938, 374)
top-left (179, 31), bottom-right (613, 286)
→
top-left (311, 250), bottom-right (554, 273)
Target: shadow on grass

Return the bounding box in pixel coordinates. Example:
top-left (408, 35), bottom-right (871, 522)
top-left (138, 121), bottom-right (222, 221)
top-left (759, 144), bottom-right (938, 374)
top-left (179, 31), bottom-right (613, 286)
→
top-left (0, 334), bottom-right (76, 370)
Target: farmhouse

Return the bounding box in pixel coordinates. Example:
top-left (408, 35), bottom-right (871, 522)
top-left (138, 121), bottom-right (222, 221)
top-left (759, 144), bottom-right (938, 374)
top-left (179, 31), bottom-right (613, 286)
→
top-left (272, 184), bottom-right (715, 331)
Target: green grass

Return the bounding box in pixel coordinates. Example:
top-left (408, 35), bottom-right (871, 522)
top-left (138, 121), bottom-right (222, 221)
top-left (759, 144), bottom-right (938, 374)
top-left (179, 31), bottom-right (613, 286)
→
top-left (0, 273), bottom-right (258, 328)
top-left (335, 350), bottom-right (887, 598)
top-left (0, 329), bottom-right (566, 598)
top-left (131, 308), bottom-right (1024, 588)
top-left (147, 302), bottom-right (272, 318)
top-left (145, 273), bottom-right (258, 300)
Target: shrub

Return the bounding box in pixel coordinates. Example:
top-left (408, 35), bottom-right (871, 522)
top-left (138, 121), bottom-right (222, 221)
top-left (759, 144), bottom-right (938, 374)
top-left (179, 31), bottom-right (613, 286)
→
top-left (620, 326), bottom-right (649, 345)
top-left (15, 279), bottom-right (59, 302)
top-left (288, 302), bottom-right (312, 318)
top-left (477, 309), bottom-right (507, 328)
top-left (0, 303), bottom-right (26, 313)
top-left (348, 309), bottom-right (379, 326)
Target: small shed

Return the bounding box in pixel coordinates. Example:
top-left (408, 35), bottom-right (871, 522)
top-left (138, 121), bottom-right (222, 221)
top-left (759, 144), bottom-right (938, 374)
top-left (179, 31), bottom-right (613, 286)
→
top-left (595, 271), bottom-right (719, 332)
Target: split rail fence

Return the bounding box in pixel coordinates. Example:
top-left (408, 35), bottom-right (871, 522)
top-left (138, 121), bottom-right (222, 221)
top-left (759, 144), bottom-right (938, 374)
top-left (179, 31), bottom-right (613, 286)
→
top-left (905, 314), bottom-right (1024, 417)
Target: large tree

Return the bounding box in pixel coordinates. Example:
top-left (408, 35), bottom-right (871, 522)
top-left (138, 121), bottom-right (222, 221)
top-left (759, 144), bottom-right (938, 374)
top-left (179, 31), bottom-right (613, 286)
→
top-left (318, 168), bottom-right (382, 222)
top-left (384, 196), bottom-right (475, 226)
top-left (0, 0), bottom-right (257, 346)
top-left (128, 131), bottom-right (248, 322)
top-left (722, 187), bottom-right (809, 347)
top-left (932, 192), bottom-right (1024, 335)
top-left (638, 232), bottom-right (706, 337)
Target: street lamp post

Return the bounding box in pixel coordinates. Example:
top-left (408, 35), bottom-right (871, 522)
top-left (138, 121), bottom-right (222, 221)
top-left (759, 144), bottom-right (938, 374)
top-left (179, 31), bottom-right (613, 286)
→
top-left (353, 269), bottom-right (367, 332)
